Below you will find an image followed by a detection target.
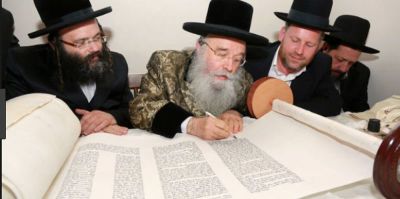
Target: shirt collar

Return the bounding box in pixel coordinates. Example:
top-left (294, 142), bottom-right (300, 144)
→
top-left (268, 45), bottom-right (307, 85)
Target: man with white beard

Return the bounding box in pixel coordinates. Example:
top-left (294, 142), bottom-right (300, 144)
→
top-left (129, 0), bottom-right (268, 140)
top-left (187, 37), bottom-right (246, 117)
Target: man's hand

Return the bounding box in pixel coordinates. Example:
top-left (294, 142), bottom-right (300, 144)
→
top-left (103, 124), bottom-right (128, 135)
top-left (187, 116), bottom-right (231, 140)
top-left (75, 109), bottom-right (117, 135)
top-left (218, 110), bottom-right (243, 133)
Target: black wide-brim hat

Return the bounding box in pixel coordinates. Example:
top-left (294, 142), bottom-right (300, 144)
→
top-left (324, 15), bottom-right (379, 54)
top-left (274, 0), bottom-right (338, 32)
top-left (28, 0), bottom-right (111, 38)
top-left (183, 0), bottom-right (268, 46)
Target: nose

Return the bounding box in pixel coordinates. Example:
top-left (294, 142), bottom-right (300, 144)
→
top-left (86, 40), bottom-right (102, 53)
top-left (222, 59), bottom-right (235, 73)
top-left (295, 43), bottom-right (305, 55)
top-left (339, 64), bottom-right (350, 73)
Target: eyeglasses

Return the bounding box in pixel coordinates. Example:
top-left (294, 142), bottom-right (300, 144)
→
top-left (199, 39), bottom-right (246, 67)
top-left (60, 34), bottom-right (107, 49)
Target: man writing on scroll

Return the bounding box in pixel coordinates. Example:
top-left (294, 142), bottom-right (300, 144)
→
top-left (245, 0), bottom-right (341, 117)
top-left (129, 0), bottom-right (268, 140)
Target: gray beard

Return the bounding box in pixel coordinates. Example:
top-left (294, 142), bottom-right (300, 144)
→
top-left (187, 48), bottom-right (244, 115)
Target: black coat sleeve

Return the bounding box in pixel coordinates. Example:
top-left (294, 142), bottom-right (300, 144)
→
top-left (292, 53), bottom-right (342, 116)
top-left (341, 62), bottom-right (370, 112)
top-left (105, 53), bottom-right (133, 128)
top-left (5, 48), bottom-right (32, 100)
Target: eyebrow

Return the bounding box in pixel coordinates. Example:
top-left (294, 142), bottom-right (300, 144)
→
top-left (74, 32), bottom-right (102, 42)
top-left (336, 56), bottom-right (355, 63)
top-left (214, 46), bottom-right (228, 51)
top-left (306, 41), bottom-right (317, 46)
top-left (214, 46), bottom-right (245, 57)
top-left (290, 36), bottom-right (318, 46)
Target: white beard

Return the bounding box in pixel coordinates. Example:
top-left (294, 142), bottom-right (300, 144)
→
top-left (187, 48), bottom-right (244, 115)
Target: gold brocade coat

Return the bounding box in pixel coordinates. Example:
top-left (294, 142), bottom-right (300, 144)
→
top-left (129, 50), bottom-right (253, 138)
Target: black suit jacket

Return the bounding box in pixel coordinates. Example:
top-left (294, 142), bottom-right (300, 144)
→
top-left (245, 42), bottom-right (341, 116)
top-left (0, 7), bottom-right (19, 88)
top-left (339, 62), bottom-right (370, 112)
top-left (6, 44), bottom-right (133, 127)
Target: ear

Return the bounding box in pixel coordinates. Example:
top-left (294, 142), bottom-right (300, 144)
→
top-left (321, 42), bottom-right (329, 52)
top-left (278, 26), bottom-right (286, 42)
top-left (195, 40), bottom-right (201, 50)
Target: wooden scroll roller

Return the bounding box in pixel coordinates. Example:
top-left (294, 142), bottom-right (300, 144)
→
top-left (247, 77), bottom-right (293, 118)
top-left (373, 125), bottom-right (400, 199)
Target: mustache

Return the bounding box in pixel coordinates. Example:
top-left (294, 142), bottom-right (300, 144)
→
top-left (332, 69), bottom-right (344, 74)
top-left (84, 51), bottom-right (101, 62)
top-left (290, 53), bottom-right (305, 61)
top-left (210, 69), bottom-right (234, 80)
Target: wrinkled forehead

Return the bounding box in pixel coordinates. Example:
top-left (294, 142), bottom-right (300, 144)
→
top-left (205, 35), bottom-right (246, 53)
top-left (335, 45), bottom-right (362, 61)
top-left (205, 34), bottom-right (247, 44)
top-left (59, 19), bottom-right (100, 38)
top-left (286, 25), bottom-right (324, 41)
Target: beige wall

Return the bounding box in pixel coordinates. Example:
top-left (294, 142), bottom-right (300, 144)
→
top-left (4, 0), bottom-right (399, 105)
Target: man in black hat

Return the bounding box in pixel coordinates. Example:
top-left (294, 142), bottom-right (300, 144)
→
top-left (5, 0), bottom-right (133, 135)
top-left (130, 0), bottom-right (268, 140)
top-left (323, 15), bottom-right (380, 112)
top-left (245, 0), bottom-right (341, 117)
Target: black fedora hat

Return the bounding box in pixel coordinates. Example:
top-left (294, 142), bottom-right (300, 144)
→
top-left (324, 15), bottom-right (379, 54)
top-left (183, 0), bottom-right (268, 46)
top-left (274, 0), bottom-right (338, 32)
top-left (28, 0), bottom-right (112, 38)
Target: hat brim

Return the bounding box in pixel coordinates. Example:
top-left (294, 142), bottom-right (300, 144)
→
top-left (274, 12), bottom-right (339, 32)
top-left (28, 6), bottom-right (112, 38)
top-left (324, 35), bottom-right (379, 54)
top-left (183, 22), bottom-right (269, 46)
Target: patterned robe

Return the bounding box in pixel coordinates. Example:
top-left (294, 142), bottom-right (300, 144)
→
top-left (129, 50), bottom-right (253, 138)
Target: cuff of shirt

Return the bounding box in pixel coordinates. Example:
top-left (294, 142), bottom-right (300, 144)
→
top-left (180, 116), bottom-right (192, 134)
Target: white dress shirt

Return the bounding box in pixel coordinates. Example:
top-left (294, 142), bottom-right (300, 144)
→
top-left (80, 83), bottom-right (96, 102)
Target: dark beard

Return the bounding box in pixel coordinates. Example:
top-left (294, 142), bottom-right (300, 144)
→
top-left (57, 44), bottom-right (113, 85)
